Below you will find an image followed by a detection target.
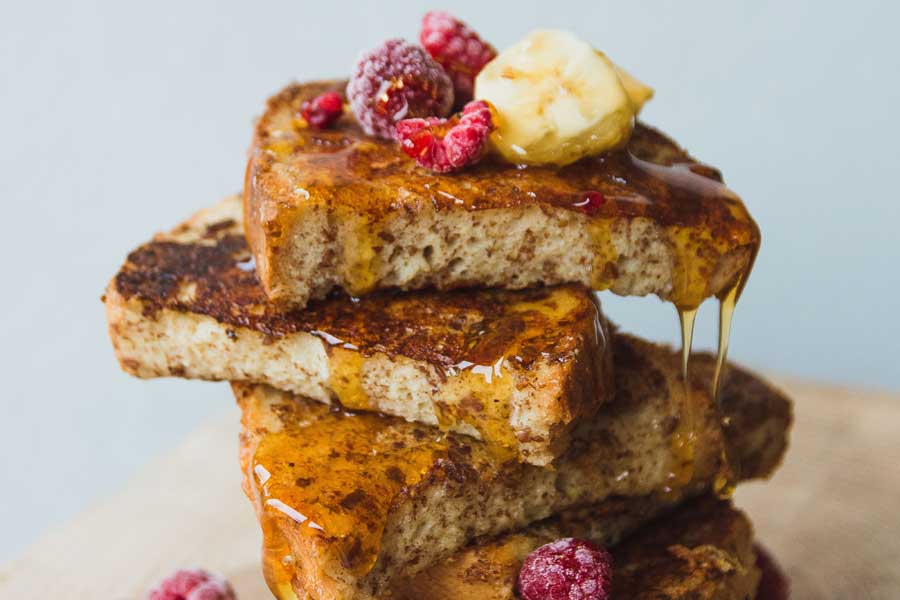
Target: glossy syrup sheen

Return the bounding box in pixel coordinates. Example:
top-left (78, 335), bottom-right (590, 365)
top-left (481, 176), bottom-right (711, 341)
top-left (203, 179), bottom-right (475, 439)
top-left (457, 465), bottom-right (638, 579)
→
top-left (247, 81), bottom-right (761, 438)
top-left (672, 275), bottom-right (743, 495)
top-left (115, 221), bottom-right (600, 372)
top-left (248, 82), bottom-right (761, 427)
top-left (670, 306), bottom-right (699, 494)
top-left (114, 218), bottom-right (606, 455)
top-left (247, 80), bottom-right (760, 310)
top-left (240, 330), bottom-right (743, 593)
top-left (319, 286), bottom-right (603, 456)
top-left (246, 396), bottom-right (501, 579)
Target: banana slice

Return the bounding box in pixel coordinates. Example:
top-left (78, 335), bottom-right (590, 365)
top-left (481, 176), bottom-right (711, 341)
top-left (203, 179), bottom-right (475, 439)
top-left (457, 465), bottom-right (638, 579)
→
top-left (615, 64), bottom-right (654, 114)
top-left (475, 30), bottom-right (635, 166)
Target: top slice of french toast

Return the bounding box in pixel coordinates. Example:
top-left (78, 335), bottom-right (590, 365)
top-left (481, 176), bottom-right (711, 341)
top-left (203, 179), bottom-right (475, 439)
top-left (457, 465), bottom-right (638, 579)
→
top-left (245, 81), bottom-right (759, 309)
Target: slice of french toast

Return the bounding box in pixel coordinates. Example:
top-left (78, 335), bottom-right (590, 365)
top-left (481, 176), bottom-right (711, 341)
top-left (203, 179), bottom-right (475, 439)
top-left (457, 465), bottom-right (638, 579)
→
top-left (236, 333), bottom-right (791, 599)
top-left (399, 496), bottom-right (761, 600)
top-left (104, 196), bottom-right (613, 465)
top-left (245, 81), bottom-right (759, 309)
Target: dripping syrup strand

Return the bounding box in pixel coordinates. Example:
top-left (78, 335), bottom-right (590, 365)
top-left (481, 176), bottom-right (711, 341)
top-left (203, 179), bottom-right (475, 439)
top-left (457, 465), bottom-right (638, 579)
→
top-left (712, 276), bottom-right (742, 402)
top-left (711, 276), bottom-right (743, 499)
top-left (679, 307), bottom-right (697, 383)
top-left (667, 306), bottom-right (699, 496)
top-left (248, 458), bottom-right (298, 599)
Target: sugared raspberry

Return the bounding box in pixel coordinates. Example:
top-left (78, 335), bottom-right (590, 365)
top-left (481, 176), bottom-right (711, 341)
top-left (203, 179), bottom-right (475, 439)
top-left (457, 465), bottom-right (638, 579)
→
top-left (517, 538), bottom-right (613, 600)
top-left (396, 100), bottom-right (494, 173)
top-left (754, 544), bottom-right (790, 600)
top-left (146, 568), bottom-right (236, 600)
top-left (420, 11), bottom-right (496, 107)
top-left (300, 91), bottom-right (343, 129)
top-left (347, 39), bottom-right (454, 139)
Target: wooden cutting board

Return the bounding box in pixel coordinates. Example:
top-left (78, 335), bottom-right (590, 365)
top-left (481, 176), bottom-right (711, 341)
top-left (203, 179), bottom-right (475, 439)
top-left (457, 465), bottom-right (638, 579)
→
top-left (2, 376), bottom-right (898, 599)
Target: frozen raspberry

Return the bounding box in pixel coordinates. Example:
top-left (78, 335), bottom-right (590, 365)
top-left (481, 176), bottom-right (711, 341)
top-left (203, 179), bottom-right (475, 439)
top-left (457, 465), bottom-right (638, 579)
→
top-left (347, 39), bottom-right (454, 139)
top-left (754, 544), bottom-right (790, 600)
top-left (396, 100), bottom-right (494, 173)
top-left (517, 538), bottom-right (613, 600)
top-left (300, 91), bottom-right (343, 129)
top-left (146, 568), bottom-right (236, 600)
top-left (420, 11), bottom-right (496, 107)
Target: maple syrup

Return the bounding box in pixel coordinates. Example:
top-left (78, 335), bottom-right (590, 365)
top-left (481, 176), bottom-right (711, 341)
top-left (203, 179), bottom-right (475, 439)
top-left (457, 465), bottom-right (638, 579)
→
top-left (247, 82), bottom-right (760, 406)
top-left (242, 324), bottom-right (741, 593)
top-left (337, 208), bottom-right (381, 297)
top-left (669, 277), bottom-right (745, 498)
top-left (713, 277), bottom-right (741, 401)
top-left (247, 460), bottom-right (300, 599)
top-left (708, 277), bottom-right (744, 499)
top-left (242, 81), bottom-right (762, 556)
top-left (247, 398), bottom-right (500, 582)
top-left (115, 223), bottom-right (609, 458)
top-left (665, 306), bottom-right (699, 495)
top-left (246, 86), bottom-right (761, 450)
top-left (259, 513), bottom-right (300, 599)
top-left (305, 285), bottom-right (606, 458)
top-left (323, 345), bottom-right (369, 411)
top-left (677, 307), bottom-right (698, 383)
top-left (248, 81), bottom-right (760, 313)
top-left (435, 357), bottom-right (518, 459)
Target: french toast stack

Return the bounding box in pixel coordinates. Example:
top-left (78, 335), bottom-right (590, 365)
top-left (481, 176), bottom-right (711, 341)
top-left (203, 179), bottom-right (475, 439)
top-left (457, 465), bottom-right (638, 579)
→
top-left (105, 15), bottom-right (792, 600)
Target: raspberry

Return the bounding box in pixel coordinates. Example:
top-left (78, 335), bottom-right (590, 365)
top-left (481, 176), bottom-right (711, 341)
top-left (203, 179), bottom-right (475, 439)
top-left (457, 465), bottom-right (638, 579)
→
top-left (146, 568), bottom-right (236, 600)
top-left (572, 192), bottom-right (606, 215)
top-left (396, 100), bottom-right (494, 173)
top-left (300, 91), bottom-right (343, 129)
top-left (347, 39), bottom-right (454, 139)
top-left (420, 11), bottom-right (496, 107)
top-left (517, 538), bottom-right (613, 600)
top-left (754, 544), bottom-right (790, 600)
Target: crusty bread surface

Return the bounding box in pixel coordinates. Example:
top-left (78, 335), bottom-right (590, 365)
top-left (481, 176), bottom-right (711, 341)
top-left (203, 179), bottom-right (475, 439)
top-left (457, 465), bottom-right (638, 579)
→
top-left (237, 333), bottom-right (791, 600)
top-left (104, 196), bottom-right (614, 465)
top-left (245, 81), bottom-right (760, 309)
top-left (605, 497), bottom-right (761, 600)
top-left (399, 496), bottom-right (761, 600)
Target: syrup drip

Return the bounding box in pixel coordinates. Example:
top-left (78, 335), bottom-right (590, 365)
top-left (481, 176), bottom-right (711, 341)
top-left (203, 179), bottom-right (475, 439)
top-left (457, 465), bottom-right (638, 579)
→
top-left (325, 346), bottom-right (370, 411)
top-left (712, 277), bottom-right (741, 401)
top-left (249, 461), bottom-right (300, 600)
top-left (339, 210), bottom-right (380, 297)
top-left (678, 307), bottom-right (698, 383)
top-left (259, 515), bottom-right (300, 600)
top-left (710, 277), bottom-right (743, 499)
top-left (666, 306), bottom-right (699, 496)
top-left (249, 402), bottom-right (473, 579)
top-left (313, 286), bottom-right (601, 460)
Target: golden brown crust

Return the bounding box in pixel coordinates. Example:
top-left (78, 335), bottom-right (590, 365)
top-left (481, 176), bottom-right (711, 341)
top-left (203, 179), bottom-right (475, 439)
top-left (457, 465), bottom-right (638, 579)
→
top-left (398, 496), bottom-right (760, 600)
top-left (398, 495), bottom-right (675, 600)
top-left (236, 332), bottom-right (792, 599)
top-left (248, 81), bottom-right (745, 225)
top-left (111, 196), bottom-right (601, 370)
top-left (244, 80), bottom-right (760, 308)
top-left (610, 496), bottom-right (760, 599)
top-left (717, 361), bottom-right (794, 483)
top-left (105, 196), bottom-right (614, 464)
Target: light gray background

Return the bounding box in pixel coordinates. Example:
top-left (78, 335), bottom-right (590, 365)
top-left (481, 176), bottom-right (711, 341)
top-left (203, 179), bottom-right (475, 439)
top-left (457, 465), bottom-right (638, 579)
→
top-left (1, 0), bottom-right (897, 564)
